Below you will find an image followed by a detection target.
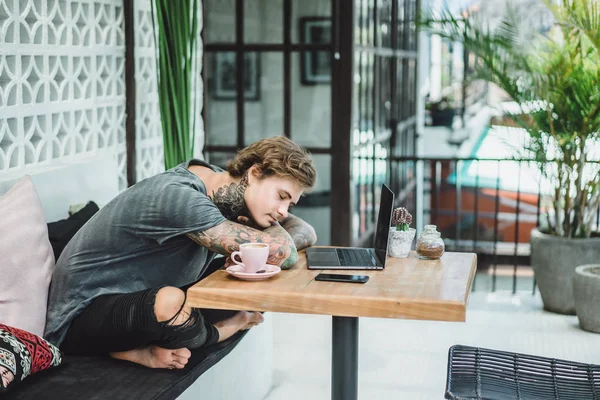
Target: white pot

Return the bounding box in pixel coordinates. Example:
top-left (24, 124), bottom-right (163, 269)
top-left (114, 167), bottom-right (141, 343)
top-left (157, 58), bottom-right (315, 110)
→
top-left (388, 228), bottom-right (416, 258)
top-left (573, 264), bottom-right (600, 333)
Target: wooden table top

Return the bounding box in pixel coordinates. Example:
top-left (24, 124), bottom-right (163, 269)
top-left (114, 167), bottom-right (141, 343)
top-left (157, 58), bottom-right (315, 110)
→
top-left (186, 250), bottom-right (477, 322)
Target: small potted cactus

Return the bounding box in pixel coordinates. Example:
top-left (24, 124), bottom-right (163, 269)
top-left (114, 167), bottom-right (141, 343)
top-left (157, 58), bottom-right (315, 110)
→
top-left (388, 207), bottom-right (416, 258)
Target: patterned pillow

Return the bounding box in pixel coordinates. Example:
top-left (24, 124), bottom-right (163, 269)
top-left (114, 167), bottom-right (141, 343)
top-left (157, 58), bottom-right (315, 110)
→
top-left (0, 324), bottom-right (62, 392)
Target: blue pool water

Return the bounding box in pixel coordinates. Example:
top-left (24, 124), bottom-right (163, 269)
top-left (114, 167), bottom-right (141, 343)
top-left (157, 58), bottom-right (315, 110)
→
top-left (447, 125), bottom-right (543, 194)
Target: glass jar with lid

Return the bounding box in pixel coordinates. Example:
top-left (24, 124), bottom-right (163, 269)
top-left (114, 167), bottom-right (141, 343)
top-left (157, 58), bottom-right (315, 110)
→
top-left (416, 225), bottom-right (445, 260)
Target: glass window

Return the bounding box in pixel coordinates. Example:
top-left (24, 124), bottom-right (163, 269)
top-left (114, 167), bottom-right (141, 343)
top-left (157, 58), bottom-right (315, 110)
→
top-left (356, 0), bottom-right (375, 47)
top-left (204, 52), bottom-right (238, 146)
top-left (206, 151), bottom-right (237, 169)
top-left (290, 52), bottom-right (331, 148)
top-left (291, 0), bottom-right (331, 44)
top-left (397, 0), bottom-right (407, 50)
top-left (292, 154), bottom-right (331, 245)
top-left (408, 0), bottom-right (418, 51)
top-left (203, 0), bottom-right (236, 43)
top-left (377, 0), bottom-right (392, 48)
top-left (408, 58), bottom-right (417, 116)
top-left (376, 56), bottom-right (392, 136)
top-left (357, 53), bottom-right (375, 143)
top-left (396, 58), bottom-right (405, 121)
top-left (244, 0), bottom-right (283, 43)
top-left (244, 52), bottom-right (284, 145)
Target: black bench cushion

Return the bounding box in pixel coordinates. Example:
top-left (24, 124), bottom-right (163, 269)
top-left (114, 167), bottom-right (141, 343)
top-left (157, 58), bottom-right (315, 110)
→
top-left (47, 201), bottom-right (99, 261)
top-left (4, 330), bottom-right (247, 400)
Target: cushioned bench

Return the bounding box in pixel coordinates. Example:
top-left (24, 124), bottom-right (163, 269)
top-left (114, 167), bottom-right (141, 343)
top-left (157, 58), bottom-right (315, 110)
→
top-left (0, 154), bottom-right (273, 400)
top-left (5, 331), bottom-right (248, 400)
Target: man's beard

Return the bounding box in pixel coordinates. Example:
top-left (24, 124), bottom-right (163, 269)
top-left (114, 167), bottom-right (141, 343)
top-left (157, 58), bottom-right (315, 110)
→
top-left (211, 174), bottom-right (253, 222)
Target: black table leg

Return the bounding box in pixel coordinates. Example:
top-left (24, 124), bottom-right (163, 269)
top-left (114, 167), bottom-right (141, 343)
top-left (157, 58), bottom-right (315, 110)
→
top-left (331, 316), bottom-right (358, 400)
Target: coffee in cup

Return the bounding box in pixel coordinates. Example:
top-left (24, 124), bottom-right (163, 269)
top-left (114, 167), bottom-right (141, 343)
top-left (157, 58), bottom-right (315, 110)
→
top-left (230, 242), bottom-right (270, 273)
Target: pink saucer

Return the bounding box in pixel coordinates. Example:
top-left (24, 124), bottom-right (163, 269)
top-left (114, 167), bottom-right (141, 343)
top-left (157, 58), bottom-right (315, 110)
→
top-left (225, 264), bottom-right (281, 281)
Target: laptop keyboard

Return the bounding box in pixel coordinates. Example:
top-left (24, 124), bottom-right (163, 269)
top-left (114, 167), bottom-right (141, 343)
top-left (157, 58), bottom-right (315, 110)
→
top-left (336, 248), bottom-right (375, 266)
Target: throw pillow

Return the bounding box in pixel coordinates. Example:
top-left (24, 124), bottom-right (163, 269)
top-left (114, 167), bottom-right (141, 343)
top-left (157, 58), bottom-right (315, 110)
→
top-left (0, 176), bottom-right (55, 337)
top-left (47, 201), bottom-right (99, 261)
top-left (0, 324), bottom-right (62, 392)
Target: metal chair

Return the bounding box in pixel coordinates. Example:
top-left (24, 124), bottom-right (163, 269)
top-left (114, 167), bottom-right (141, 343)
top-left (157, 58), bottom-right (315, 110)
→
top-left (445, 345), bottom-right (600, 399)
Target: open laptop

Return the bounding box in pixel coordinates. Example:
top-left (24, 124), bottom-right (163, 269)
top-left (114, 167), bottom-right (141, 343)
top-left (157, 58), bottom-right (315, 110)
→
top-left (306, 183), bottom-right (394, 270)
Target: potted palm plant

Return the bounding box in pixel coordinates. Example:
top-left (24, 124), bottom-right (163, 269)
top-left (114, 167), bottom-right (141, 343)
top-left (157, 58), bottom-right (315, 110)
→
top-left (421, 0), bottom-right (600, 314)
top-left (151, 0), bottom-right (200, 169)
top-left (426, 95), bottom-right (456, 127)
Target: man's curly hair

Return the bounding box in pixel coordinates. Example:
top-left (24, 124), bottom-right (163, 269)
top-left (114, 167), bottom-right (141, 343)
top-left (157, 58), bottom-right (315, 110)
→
top-left (226, 136), bottom-right (316, 190)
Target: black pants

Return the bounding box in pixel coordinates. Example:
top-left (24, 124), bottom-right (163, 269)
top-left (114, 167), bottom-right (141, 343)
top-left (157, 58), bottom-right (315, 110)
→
top-left (61, 257), bottom-right (237, 356)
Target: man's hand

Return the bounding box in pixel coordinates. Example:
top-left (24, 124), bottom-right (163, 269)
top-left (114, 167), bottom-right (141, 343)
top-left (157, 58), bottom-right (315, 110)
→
top-left (280, 214), bottom-right (317, 250)
top-left (223, 256), bottom-right (234, 269)
top-left (234, 217), bottom-right (300, 268)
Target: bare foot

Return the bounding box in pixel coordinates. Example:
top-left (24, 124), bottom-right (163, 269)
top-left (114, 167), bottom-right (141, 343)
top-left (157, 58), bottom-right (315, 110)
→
top-left (238, 311), bottom-right (264, 330)
top-left (110, 346), bottom-right (191, 369)
top-left (213, 311), bottom-right (265, 343)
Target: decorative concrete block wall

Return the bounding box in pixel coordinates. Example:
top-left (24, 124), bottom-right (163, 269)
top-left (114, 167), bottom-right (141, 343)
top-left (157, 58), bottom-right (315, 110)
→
top-left (0, 0), bottom-right (127, 187)
top-left (134, 0), bottom-right (163, 181)
top-left (0, 0), bottom-right (204, 188)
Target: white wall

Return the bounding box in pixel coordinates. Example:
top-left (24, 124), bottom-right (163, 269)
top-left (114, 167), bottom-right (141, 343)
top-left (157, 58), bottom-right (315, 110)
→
top-left (134, 0), bottom-right (164, 180)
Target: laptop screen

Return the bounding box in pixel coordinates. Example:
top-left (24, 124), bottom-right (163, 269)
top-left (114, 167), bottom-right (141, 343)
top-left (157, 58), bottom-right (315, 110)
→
top-left (373, 184), bottom-right (395, 263)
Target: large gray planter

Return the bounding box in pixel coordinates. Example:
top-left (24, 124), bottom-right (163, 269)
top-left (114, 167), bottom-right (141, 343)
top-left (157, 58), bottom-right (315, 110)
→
top-left (573, 264), bottom-right (600, 333)
top-left (530, 229), bottom-right (600, 315)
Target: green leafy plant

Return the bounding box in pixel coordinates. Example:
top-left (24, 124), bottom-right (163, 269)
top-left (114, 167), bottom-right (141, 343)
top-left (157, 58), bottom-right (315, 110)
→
top-left (421, 0), bottom-right (600, 238)
top-left (151, 0), bottom-right (200, 169)
top-left (392, 207), bottom-right (413, 231)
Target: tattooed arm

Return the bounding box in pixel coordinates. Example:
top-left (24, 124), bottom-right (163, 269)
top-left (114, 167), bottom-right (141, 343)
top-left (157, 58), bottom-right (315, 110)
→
top-left (280, 213), bottom-right (317, 250)
top-left (186, 220), bottom-right (299, 269)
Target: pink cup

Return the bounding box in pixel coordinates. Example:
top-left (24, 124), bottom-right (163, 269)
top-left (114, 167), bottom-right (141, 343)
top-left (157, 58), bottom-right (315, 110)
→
top-left (230, 243), bottom-right (270, 273)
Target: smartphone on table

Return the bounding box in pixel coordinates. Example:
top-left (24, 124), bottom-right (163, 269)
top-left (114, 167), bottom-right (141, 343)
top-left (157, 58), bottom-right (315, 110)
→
top-left (315, 273), bottom-right (369, 284)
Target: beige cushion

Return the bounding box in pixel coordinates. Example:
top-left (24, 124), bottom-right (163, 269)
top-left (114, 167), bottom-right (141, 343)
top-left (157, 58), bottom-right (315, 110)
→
top-left (0, 176), bottom-right (55, 337)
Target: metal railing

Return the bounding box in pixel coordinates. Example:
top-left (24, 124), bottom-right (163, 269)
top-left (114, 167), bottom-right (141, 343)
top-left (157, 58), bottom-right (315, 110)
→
top-left (352, 155), bottom-right (600, 293)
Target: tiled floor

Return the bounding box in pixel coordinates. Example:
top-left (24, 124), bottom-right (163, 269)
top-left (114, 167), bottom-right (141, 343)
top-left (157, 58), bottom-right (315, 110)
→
top-left (263, 274), bottom-right (600, 400)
